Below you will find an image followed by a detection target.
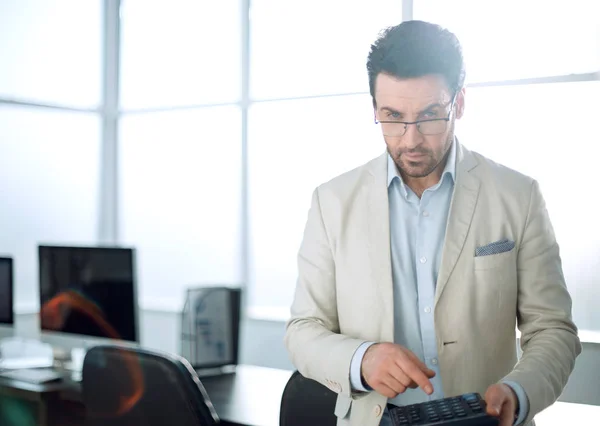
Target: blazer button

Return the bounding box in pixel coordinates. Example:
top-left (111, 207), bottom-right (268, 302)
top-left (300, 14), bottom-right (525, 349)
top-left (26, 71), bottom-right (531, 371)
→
top-left (373, 404), bottom-right (382, 417)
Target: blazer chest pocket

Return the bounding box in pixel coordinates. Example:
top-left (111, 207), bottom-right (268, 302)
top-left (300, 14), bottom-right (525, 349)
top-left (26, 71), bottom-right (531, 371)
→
top-left (473, 240), bottom-right (517, 271)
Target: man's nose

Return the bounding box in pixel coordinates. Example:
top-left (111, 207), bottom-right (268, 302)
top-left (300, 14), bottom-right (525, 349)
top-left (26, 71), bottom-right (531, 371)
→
top-left (403, 122), bottom-right (424, 149)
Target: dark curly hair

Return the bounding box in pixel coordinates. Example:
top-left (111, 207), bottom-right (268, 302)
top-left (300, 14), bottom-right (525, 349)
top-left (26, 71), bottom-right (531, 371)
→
top-left (367, 20), bottom-right (466, 105)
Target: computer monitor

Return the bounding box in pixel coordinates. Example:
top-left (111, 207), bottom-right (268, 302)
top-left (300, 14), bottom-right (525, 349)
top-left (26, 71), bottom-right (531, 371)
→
top-left (38, 245), bottom-right (139, 350)
top-left (0, 257), bottom-right (14, 339)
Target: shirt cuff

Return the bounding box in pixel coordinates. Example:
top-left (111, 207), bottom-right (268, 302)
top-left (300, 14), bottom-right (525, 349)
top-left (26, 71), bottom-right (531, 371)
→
top-left (350, 341), bottom-right (377, 392)
top-left (502, 380), bottom-right (530, 426)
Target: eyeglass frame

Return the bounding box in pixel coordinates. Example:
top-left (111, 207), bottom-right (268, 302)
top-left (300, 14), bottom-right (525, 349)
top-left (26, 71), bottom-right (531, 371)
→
top-left (374, 92), bottom-right (458, 137)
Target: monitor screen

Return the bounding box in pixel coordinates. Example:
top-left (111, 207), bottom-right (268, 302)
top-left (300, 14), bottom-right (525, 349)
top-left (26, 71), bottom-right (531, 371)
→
top-left (0, 258), bottom-right (13, 325)
top-left (38, 246), bottom-right (138, 342)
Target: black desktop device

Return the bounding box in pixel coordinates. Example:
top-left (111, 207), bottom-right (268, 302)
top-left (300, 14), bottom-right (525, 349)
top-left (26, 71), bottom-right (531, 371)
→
top-left (180, 286), bottom-right (242, 372)
top-left (0, 257), bottom-right (14, 327)
top-left (38, 245), bottom-right (139, 343)
top-left (389, 393), bottom-right (499, 426)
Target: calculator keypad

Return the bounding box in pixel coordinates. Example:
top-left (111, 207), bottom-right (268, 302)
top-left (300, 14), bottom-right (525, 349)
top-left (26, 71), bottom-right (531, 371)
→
top-left (389, 393), bottom-right (499, 426)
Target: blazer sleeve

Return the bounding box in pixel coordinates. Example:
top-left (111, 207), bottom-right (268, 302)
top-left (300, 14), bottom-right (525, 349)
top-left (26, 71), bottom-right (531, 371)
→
top-left (502, 179), bottom-right (582, 424)
top-left (284, 187), bottom-right (365, 397)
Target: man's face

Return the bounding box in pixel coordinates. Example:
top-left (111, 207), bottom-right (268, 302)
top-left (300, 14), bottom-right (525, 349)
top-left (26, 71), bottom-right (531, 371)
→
top-left (374, 74), bottom-right (465, 179)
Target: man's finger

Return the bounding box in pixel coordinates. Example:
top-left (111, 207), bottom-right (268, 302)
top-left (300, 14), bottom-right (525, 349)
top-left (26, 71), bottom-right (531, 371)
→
top-left (381, 375), bottom-right (407, 396)
top-left (403, 349), bottom-right (436, 377)
top-left (387, 364), bottom-right (413, 388)
top-left (374, 382), bottom-right (400, 399)
top-left (394, 355), bottom-right (433, 395)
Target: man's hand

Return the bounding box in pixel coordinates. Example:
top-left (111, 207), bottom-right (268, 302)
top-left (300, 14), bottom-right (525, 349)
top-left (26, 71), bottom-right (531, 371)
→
top-left (361, 342), bottom-right (435, 399)
top-left (485, 384), bottom-right (519, 426)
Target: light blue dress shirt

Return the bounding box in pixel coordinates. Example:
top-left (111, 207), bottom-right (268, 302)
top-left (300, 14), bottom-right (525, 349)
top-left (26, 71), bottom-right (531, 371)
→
top-left (349, 140), bottom-right (529, 425)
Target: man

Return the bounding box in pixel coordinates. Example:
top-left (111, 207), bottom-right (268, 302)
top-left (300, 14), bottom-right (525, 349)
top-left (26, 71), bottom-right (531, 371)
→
top-left (284, 20), bottom-right (581, 426)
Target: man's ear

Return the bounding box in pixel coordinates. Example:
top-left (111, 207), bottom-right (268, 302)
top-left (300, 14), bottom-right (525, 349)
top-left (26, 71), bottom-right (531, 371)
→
top-left (455, 87), bottom-right (466, 119)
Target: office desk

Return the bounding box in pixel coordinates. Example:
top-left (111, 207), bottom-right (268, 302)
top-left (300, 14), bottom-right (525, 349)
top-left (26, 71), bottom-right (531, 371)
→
top-left (0, 365), bottom-right (293, 426)
top-left (2, 365), bottom-right (596, 426)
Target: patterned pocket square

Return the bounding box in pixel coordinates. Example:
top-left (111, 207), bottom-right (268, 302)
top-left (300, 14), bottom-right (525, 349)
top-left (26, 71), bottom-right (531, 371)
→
top-left (475, 239), bottom-right (515, 257)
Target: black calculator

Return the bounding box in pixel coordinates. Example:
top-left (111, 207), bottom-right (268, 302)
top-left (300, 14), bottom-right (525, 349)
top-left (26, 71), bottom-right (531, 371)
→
top-left (388, 393), bottom-right (499, 425)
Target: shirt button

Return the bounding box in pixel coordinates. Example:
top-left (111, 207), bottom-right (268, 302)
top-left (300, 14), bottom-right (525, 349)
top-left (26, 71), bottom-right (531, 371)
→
top-left (431, 358), bottom-right (438, 365)
top-left (422, 211), bottom-right (429, 217)
top-left (420, 257), bottom-right (427, 264)
top-left (424, 306), bottom-right (431, 313)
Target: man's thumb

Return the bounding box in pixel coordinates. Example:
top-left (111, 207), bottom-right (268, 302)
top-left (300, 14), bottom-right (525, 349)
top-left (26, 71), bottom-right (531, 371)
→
top-left (484, 386), bottom-right (504, 416)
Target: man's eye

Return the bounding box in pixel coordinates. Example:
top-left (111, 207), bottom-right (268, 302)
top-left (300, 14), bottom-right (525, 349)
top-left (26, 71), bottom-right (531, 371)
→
top-left (387, 112), bottom-right (400, 119)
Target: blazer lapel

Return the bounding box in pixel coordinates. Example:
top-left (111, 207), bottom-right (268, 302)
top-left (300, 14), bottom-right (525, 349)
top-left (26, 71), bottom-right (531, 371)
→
top-left (367, 154), bottom-right (395, 342)
top-left (435, 144), bottom-right (481, 306)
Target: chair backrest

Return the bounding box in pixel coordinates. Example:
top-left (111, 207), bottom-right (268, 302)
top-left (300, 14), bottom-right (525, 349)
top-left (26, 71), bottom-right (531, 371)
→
top-left (279, 370), bottom-right (337, 426)
top-left (82, 345), bottom-right (219, 426)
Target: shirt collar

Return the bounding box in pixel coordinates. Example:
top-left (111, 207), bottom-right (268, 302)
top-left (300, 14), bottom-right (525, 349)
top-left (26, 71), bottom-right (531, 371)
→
top-left (387, 138), bottom-right (457, 189)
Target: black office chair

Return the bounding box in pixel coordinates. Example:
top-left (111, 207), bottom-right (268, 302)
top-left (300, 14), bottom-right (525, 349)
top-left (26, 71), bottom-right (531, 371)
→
top-left (81, 345), bottom-right (219, 426)
top-left (279, 370), bottom-right (337, 426)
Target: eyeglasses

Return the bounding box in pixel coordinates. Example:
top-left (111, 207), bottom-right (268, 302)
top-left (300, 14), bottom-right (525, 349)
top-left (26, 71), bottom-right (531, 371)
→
top-left (375, 94), bottom-right (457, 137)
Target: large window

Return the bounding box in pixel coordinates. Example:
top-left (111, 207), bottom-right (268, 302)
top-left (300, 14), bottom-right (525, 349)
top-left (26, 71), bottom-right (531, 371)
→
top-left (0, 107), bottom-right (100, 311)
top-left (119, 107), bottom-right (242, 311)
top-left (120, 0), bottom-right (241, 109)
top-left (2, 0), bottom-right (599, 335)
top-left (414, 0), bottom-right (599, 82)
top-left (118, 0), bottom-right (242, 311)
top-left (0, 1), bottom-right (102, 313)
top-left (250, 0), bottom-right (402, 99)
top-left (0, 0), bottom-right (102, 108)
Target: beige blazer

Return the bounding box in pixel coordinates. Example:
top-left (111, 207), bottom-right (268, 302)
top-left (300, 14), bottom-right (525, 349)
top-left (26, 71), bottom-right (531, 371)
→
top-left (284, 143), bottom-right (581, 426)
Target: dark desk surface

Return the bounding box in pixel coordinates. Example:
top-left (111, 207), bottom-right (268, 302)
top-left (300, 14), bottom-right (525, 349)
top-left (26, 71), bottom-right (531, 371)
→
top-left (0, 364), bottom-right (293, 426)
